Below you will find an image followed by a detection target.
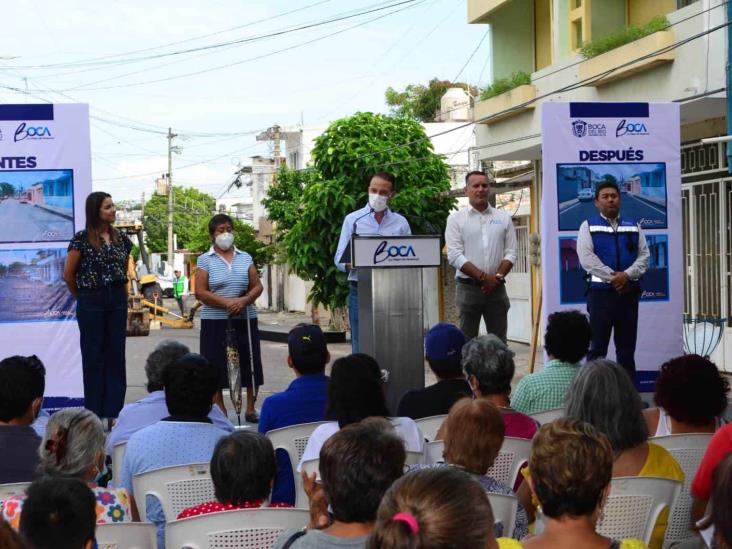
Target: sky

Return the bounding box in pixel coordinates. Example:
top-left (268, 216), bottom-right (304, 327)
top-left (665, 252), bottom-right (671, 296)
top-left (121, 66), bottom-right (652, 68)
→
top-left (0, 0), bottom-right (490, 203)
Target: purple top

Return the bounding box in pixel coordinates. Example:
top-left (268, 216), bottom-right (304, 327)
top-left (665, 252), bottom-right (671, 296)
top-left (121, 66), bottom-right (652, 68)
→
top-left (501, 410), bottom-right (539, 440)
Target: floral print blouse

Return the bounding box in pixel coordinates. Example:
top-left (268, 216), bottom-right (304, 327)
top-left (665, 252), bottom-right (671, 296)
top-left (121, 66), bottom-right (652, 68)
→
top-left (68, 229), bottom-right (133, 290)
top-left (1, 485), bottom-right (132, 528)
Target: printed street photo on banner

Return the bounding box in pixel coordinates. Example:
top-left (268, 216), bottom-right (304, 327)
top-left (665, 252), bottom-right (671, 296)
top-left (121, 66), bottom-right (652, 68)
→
top-left (557, 163), bottom-right (667, 231)
top-left (558, 235), bottom-right (670, 304)
top-left (0, 248), bottom-right (75, 322)
top-left (0, 170), bottom-right (74, 242)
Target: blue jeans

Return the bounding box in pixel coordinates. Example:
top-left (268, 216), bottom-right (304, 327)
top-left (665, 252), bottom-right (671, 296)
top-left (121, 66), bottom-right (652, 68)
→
top-left (348, 283), bottom-right (359, 353)
top-left (76, 284), bottom-right (128, 418)
top-left (586, 289), bottom-right (639, 379)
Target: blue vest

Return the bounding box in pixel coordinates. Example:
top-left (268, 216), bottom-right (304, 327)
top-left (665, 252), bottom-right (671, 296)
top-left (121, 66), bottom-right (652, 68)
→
top-left (588, 215), bottom-right (640, 291)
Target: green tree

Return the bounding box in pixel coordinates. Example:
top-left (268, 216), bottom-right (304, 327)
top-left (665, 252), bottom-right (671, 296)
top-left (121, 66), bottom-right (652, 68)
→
top-left (385, 78), bottom-right (477, 122)
top-left (266, 112), bottom-right (454, 314)
top-left (0, 182), bottom-right (13, 197)
top-left (142, 187), bottom-right (216, 252)
top-left (188, 216), bottom-right (273, 269)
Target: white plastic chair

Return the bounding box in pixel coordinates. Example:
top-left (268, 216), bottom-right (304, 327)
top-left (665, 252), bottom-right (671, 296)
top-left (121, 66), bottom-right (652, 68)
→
top-left (111, 442), bottom-right (126, 488)
top-left (166, 508), bottom-right (309, 549)
top-left (487, 493), bottom-right (519, 539)
top-left (96, 522), bottom-right (156, 549)
top-left (0, 482), bottom-right (30, 500)
top-left (596, 476), bottom-right (682, 546)
top-left (425, 440), bottom-right (445, 465)
top-left (405, 450), bottom-right (425, 466)
top-left (132, 463), bottom-right (213, 521)
top-left (528, 407), bottom-right (563, 425)
top-left (265, 421), bottom-right (328, 509)
top-left (414, 414), bottom-right (447, 442)
top-left (651, 434), bottom-right (713, 547)
top-left (486, 437), bottom-right (531, 487)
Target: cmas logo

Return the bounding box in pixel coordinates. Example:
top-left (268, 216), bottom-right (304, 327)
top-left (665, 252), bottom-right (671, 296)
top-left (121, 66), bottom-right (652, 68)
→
top-left (572, 119), bottom-right (606, 137)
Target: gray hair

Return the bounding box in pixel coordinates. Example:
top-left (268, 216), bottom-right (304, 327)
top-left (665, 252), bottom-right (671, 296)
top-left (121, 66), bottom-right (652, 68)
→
top-left (145, 340), bottom-right (190, 392)
top-left (39, 408), bottom-right (105, 479)
top-left (461, 334), bottom-right (515, 396)
top-left (565, 359), bottom-right (648, 452)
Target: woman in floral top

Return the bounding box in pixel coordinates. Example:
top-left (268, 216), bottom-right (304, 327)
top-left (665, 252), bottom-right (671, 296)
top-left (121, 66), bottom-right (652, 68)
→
top-left (178, 431), bottom-right (290, 519)
top-left (1, 408), bottom-right (135, 529)
top-left (63, 192), bottom-right (132, 419)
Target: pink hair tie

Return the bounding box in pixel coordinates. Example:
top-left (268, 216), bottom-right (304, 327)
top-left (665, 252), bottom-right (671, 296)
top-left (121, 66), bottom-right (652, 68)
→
top-left (392, 512), bottom-right (419, 534)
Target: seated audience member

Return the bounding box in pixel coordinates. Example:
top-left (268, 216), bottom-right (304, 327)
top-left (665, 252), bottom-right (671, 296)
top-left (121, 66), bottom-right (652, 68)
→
top-left (259, 324), bottom-right (330, 504)
top-left (511, 310), bottom-right (591, 414)
top-left (0, 518), bottom-right (25, 549)
top-left (178, 431), bottom-right (290, 518)
top-left (2, 408), bottom-right (133, 529)
top-left (691, 421), bottom-right (732, 521)
top-left (521, 418), bottom-right (648, 549)
top-left (396, 323), bottom-right (471, 420)
top-left (120, 353), bottom-right (228, 548)
top-left (433, 398), bottom-right (528, 540)
top-left (106, 340), bottom-right (233, 453)
top-left (706, 453), bottom-right (732, 549)
top-left (19, 477), bottom-right (96, 549)
top-left (458, 335), bottom-right (537, 440)
top-left (0, 355), bottom-right (45, 484)
top-left (298, 354), bottom-right (423, 468)
top-left (275, 418), bottom-right (406, 549)
top-left (520, 359), bottom-right (682, 549)
top-left (644, 354), bottom-right (728, 437)
top-left (369, 467), bottom-right (519, 549)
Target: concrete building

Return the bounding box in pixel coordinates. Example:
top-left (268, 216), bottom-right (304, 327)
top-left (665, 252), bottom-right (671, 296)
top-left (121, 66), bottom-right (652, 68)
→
top-left (468, 0), bottom-right (731, 368)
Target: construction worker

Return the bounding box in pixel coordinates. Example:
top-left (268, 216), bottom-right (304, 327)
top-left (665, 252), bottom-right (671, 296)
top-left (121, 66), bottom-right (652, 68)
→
top-left (172, 270), bottom-right (186, 315)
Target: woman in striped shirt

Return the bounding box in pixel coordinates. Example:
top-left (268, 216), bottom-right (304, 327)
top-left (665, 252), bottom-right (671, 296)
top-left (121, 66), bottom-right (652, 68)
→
top-left (195, 214), bottom-right (264, 423)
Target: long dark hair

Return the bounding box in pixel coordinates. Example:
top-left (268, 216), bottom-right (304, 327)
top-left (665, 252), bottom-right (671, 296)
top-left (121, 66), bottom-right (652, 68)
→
top-left (327, 354), bottom-right (389, 428)
top-left (85, 191), bottom-right (118, 250)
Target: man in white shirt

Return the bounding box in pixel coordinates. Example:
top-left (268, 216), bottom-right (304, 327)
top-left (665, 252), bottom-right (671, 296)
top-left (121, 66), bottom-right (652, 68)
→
top-left (333, 172), bottom-right (411, 353)
top-left (445, 171), bottom-right (517, 341)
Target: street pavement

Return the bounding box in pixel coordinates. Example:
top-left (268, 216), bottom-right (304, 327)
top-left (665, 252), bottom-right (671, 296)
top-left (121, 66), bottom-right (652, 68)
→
top-left (559, 194), bottom-right (666, 230)
top-left (0, 199), bottom-right (74, 241)
top-left (125, 298), bottom-right (538, 427)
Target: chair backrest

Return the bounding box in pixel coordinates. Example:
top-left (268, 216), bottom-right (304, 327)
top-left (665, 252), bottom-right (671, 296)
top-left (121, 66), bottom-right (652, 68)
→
top-left (425, 440), bottom-right (445, 465)
top-left (486, 437), bottom-right (531, 487)
top-left (528, 407), bottom-right (563, 425)
top-left (96, 522), bottom-right (156, 549)
top-left (487, 493), bottom-right (519, 539)
top-left (596, 476), bottom-right (682, 546)
top-left (265, 421), bottom-right (329, 509)
top-left (0, 482), bottom-right (30, 501)
top-left (132, 463), bottom-right (213, 521)
top-left (404, 450), bottom-right (425, 466)
top-left (111, 442), bottom-right (126, 488)
top-left (166, 508), bottom-right (309, 549)
top-left (414, 414), bottom-right (447, 442)
top-left (651, 434), bottom-right (713, 546)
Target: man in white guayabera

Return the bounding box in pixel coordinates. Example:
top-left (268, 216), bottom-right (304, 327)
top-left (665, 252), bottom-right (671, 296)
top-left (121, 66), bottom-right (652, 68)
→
top-left (334, 172), bottom-right (411, 353)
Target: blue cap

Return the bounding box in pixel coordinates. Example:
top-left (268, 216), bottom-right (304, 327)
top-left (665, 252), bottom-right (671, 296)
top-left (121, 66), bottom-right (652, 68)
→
top-left (425, 323), bottom-right (466, 362)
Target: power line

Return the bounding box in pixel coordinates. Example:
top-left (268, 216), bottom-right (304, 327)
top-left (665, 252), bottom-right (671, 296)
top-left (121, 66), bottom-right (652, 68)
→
top-left (453, 29), bottom-right (489, 82)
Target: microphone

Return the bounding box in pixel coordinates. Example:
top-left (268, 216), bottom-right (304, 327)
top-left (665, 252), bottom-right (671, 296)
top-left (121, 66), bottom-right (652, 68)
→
top-left (352, 207), bottom-right (374, 236)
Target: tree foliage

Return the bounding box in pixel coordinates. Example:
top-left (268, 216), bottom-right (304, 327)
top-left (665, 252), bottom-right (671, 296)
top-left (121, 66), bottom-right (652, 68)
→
top-left (265, 112), bottom-right (454, 312)
top-left (142, 186), bottom-right (215, 253)
top-left (385, 78), bottom-right (476, 122)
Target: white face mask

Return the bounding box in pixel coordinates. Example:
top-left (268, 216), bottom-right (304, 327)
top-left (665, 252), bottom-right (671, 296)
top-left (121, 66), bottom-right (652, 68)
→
top-left (368, 193), bottom-right (389, 213)
top-left (215, 232), bottom-right (235, 251)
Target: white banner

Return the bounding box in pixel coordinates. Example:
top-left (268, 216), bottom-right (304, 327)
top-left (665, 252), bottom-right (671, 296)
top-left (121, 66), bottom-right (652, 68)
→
top-left (0, 104), bottom-right (91, 408)
top-left (541, 102), bottom-right (682, 390)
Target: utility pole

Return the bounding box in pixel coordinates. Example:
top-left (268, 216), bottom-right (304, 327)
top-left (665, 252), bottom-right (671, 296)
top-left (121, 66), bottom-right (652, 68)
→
top-left (167, 128), bottom-right (178, 270)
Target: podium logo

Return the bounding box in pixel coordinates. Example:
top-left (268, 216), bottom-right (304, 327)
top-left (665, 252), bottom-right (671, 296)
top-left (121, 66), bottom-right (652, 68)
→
top-left (374, 240), bottom-right (416, 264)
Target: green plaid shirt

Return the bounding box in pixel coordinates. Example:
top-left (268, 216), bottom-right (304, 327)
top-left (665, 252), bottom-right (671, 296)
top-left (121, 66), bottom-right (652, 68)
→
top-left (510, 359), bottom-right (579, 415)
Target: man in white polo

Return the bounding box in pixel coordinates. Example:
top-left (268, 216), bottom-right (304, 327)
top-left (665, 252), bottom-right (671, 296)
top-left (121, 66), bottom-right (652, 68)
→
top-left (445, 170), bottom-right (517, 341)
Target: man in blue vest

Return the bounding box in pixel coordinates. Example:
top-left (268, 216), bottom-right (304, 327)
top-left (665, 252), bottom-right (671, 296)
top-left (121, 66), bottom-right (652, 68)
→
top-left (576, 181), bottom-right (649, 378)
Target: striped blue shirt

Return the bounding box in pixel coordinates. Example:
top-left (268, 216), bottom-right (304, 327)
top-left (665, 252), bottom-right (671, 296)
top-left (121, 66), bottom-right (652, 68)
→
top-left (196, 247), bottom-right (257, 320)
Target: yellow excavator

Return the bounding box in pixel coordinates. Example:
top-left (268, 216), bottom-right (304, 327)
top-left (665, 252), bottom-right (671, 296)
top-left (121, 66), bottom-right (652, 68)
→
top-left (118, 223), bottom-right (193, 336)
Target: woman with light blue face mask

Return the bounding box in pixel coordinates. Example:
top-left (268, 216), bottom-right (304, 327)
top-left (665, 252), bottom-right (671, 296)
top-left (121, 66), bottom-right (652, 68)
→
top-left (1, 407), bottom-right (138, 529)
top-left (195, 214), bottom-right (264, 423)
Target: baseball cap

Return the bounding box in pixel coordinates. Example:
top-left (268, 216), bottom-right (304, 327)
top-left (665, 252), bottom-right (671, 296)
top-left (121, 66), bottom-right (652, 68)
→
top-left (288, 324), bottom-right (328, 366)
top-left (425, 323), bottom-right (466, 362)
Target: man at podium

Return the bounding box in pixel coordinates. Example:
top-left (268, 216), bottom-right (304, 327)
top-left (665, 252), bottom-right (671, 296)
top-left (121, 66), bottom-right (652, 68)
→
top-left (334, 172), bottom-right (411, 352)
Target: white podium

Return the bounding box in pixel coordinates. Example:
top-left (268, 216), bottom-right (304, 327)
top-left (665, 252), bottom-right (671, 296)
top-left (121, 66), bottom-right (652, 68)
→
top-left (351, 235), bottom-right (441, 412)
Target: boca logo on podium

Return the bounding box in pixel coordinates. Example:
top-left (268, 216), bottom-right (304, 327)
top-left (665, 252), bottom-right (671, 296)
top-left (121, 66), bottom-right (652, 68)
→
top-left (373, 240), bottom-right (416, 264)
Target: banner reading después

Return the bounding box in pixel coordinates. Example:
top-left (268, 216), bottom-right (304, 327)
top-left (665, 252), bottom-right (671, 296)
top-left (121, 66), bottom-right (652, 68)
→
top-left (0, 104), bottom-right (90, 407)
top-left (541, 102), bottom-right (682, 390)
